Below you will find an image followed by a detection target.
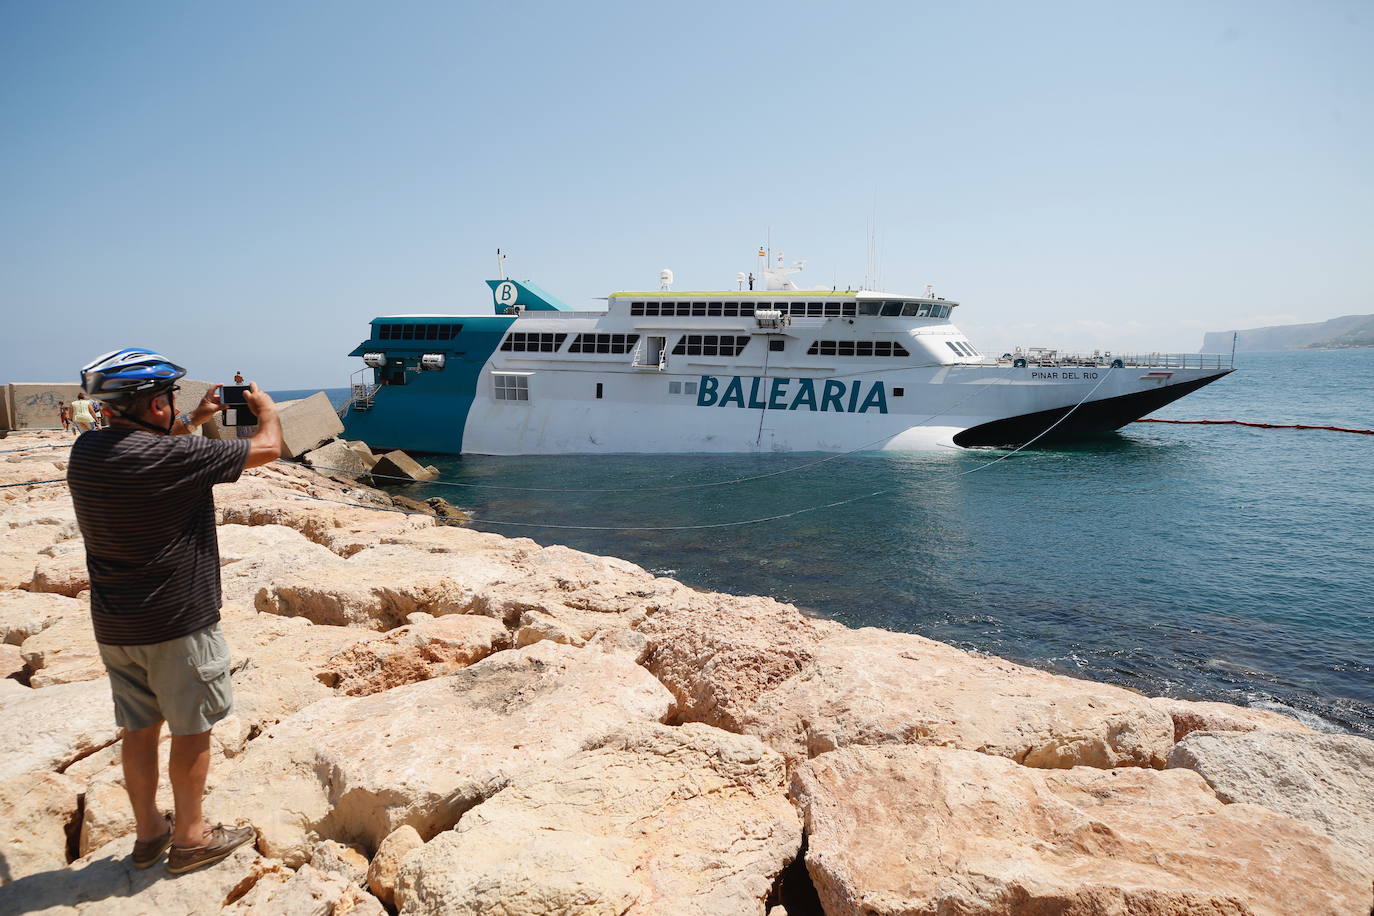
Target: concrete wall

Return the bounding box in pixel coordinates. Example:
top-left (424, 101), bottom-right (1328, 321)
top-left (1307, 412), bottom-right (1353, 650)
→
top-left (2, 383), bottom-right (83, 430)
top-left (0, 380), bottom-right (216, 432)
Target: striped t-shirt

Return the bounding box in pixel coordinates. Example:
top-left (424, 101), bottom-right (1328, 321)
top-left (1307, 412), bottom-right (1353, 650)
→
top-left (68, 429), bottom-right (251, 646)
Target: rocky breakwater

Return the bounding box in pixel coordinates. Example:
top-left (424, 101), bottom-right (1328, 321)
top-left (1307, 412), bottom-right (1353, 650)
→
top-left (0, 428), bottom-right (1370, 915)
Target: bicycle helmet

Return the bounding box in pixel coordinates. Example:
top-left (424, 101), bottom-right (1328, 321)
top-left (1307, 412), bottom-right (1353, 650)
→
top-left (80, 348), bottom-right (187, 402)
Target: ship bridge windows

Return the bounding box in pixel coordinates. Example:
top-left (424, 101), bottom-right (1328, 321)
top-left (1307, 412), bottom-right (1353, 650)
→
top-left (569, 333), bottom-right (639, 354)
top-left (671, 334), bottom-right (751, 357)
top-left (500, 332), bottom-right (567, 353)
top-left (866, 301), bottom-right (955, 319)
top-left (377, 322), bottom-right (462, 341)
top-left (807, 340), bottom-right (911, 357)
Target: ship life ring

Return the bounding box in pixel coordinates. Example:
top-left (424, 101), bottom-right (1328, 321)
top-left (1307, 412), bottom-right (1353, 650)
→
top-left (1013, 357), bottom-right (1027, 368)
top-left (1110, 358), bottom-right (1124, 368)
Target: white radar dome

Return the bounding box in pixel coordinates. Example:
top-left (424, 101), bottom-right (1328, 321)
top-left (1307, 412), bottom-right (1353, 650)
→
top-left (659, 269), bottom-right (674, 290)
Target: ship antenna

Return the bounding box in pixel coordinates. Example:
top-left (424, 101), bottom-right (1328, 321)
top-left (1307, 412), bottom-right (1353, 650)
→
top-left (1231, 331), bottom-right (1238, 367)
top-left (496, 248), bottom-right (507, 281)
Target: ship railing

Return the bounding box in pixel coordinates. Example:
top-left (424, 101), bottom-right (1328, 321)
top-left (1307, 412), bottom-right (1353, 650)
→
top-left (1000, 352), bottom-right (1234, 371)
top-left (338, 371), bottom-right (380, 417)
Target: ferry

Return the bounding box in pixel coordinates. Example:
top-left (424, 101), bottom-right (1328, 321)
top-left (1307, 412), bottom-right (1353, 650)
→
top-left (339, 253), bottom-right (1233, 454)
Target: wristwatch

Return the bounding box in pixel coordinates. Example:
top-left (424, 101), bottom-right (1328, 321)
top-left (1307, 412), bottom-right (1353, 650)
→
top-left (178, 413), bottom-right (199, 429)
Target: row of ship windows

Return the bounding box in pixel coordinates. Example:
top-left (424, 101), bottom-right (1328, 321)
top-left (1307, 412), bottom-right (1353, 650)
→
top-left (807, 340), bottom-right (910, 357)
top-left (375, 300), bottom-right (955, 342)
top-left (377, 322), bottom-right (462, 340)
top-left (501, 332), bottom-right (915, 358)
top-left (627, 300), bottom-right (955, 319)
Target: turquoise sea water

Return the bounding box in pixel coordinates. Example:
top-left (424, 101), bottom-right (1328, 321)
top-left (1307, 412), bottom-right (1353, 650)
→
top-left (293, 350), bottom-right (1374, 736)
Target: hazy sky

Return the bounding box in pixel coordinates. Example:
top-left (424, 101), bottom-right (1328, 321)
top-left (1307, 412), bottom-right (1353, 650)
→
top-left (3, 1), bottom-right (1370, 387)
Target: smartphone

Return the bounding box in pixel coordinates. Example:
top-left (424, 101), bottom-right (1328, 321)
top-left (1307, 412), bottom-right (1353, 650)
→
top-left (220, 385), bottom-right (257, 427)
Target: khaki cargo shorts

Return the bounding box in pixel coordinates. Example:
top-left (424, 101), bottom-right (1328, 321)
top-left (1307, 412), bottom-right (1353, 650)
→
top-left (98, 623), bottom-right (233, 735)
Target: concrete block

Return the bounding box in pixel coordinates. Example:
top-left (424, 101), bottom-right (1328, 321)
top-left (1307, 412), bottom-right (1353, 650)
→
top-left (371, 451), bottom-right (439, 483)
top-left (278, 392), bottom-right (345, 459)
top-left (302, 439), bottom-right (373, 480)
top-left (346, 441), bottom-right (379, 469)
top-left (4, 384), bottom-right (81, 430)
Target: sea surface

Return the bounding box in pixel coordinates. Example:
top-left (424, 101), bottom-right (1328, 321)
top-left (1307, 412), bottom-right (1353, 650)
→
top-left (287, 349), bottom-right (1374, 736)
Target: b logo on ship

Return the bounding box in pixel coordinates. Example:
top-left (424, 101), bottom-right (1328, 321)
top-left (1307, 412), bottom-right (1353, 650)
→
top-left (696, 376), bottom-right (888, 414)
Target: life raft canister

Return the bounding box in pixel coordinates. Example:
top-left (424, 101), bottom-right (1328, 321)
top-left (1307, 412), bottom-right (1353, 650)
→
top-left (1013, 357), bottom-right (1027, 368)
top-left (1111, 358), bottom-right (1124, 368)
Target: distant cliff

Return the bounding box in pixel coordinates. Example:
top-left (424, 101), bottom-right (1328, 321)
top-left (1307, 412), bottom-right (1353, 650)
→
top-left (1201, 314), bottom-right (1374, 352)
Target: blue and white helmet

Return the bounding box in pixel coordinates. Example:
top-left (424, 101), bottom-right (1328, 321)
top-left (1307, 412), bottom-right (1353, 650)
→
top-left (79, 348), bottom-right (186, 402)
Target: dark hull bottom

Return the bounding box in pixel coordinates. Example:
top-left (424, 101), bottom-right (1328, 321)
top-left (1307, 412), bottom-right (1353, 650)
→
top-left (953, 371), bottom-right (1233, 448)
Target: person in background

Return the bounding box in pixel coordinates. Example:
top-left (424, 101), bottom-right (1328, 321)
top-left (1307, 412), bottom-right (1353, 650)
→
top-left (70, 392), bottom-right (98, 433)
top-left (58, 400), bottom-right (72, 433)
top-left (66, 347), bottom-right (282, 874)
top-left (91, 398), bottom-right (107, 428)
top-left (233, 371), bottom-right (244, 384)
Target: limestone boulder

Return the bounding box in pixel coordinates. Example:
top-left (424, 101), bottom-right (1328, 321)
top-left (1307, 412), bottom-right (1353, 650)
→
top-left (262, 532), bottom-right (692, 636)
top-left (0, 643), bottom-right (22, 680)
top-left (636, 592), bottom-right (844, 732)
top-left (308, 839), bottom-right (370, 887)
top-left (0, 494), bottom-right (79, 539)
top-left (650, 620), bottom-right (1174, 771)
top-left (255, 543), bottom-right (512, 629)
top-left (0, 589), bottom-right (83, 645)
top-left (368, 825), bottom-right (424, 910)
top-left (1168, 729), bottom-right (1374, 864)
top-left (791, 744), bottom-right (1372, 916)
top-left (222, 615), bottom-right (381, 736)
top-left (0, 834), bottom-right (265, 916)
top-left (322, 614), bottom-right (507, 696)
top-left (396, 722), bottom-right (800, 916)
top-left (28, 539), bottom-right (89, 597)
top-left (0, 523), bottom-right (65, 590)
top-left (207, 641), bottom-right (674, 866)
top-left (216, 467), bottom-right (434, 558)
top-left (20, 611), bottom-right (102, 687)
top-left (0, 770), bottom-right (83, 885)
top-left (1150, 695), bottom-right (1320, 741)
top-left (223, 862), bottom-right (386, 915)
top-left (217, 523), bottom-right (346, 603)
top-left (0, 678), bottom-right (118, 783)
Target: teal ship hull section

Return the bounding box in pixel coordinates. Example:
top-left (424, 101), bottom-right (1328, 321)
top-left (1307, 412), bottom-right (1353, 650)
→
top-left (341, 315), bottom-right (513, 453)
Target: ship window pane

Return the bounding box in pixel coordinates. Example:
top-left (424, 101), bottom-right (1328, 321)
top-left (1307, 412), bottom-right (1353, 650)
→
top-left (804, 302), bottom-right (821, 317)
top-left (685, 382), bottom-right (698, 395)
top-left (917, 304), bottom-right (934, 317)
top-left (880, 302), bottom-right (901, 316)
top-left (631, 302), bottom-right (645, 315)
top-left (494, 374), bottom-right (529, 401)
top-left (838, 341), bottom-right (856, 356)
top-left (692, 301), bottom-right (707, 316)
top-left (858, 302), bottom-right (880, 316)
top-left (895, 343), bottom-right (909, 356)
top-left (824, 302), bottom-right (842, 316)
top-left (841, 303), bottom-right (857, 317)
top-left (669, 381), bottom-right (682, 394)
top-left (902, 303), bottom-right (921, 316)
top-left (708, 302), bottom-right (722, 316)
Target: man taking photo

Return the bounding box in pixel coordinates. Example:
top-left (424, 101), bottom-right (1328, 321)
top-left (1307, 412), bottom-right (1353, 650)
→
top-left (66, 348), bottom-right (282, 874)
